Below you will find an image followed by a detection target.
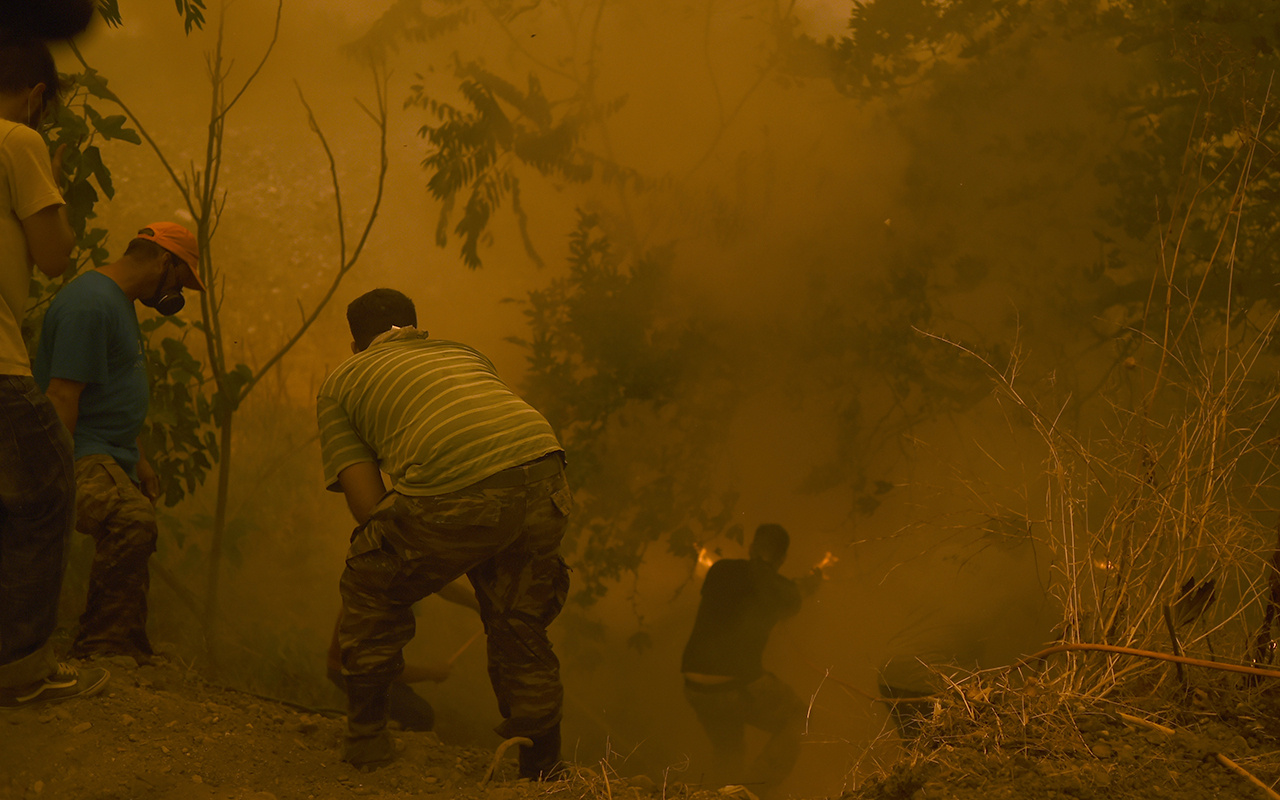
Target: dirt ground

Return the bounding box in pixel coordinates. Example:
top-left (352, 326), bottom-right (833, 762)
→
top-left (0, 654), bottom-right (677, 800)
top-left (5, 654), bottom-right (1280, 800)
top-left (845, 675), bottom-right (1280, 800)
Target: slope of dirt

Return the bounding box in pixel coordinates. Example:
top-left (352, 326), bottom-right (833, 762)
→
top-left (8, 653), bottom-right (1280, 800)
top-left (0, 654), bottom-right (670, 800)
top-left (844, 679), bottom-right (1280, 800)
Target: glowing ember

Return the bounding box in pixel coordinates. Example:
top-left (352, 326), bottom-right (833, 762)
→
top-left (697, 546), bottom-right (717, 571)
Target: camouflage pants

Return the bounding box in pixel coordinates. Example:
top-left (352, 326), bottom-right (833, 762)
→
top-left (71, 454), bottom-right (157, 658)
top-left (339, 465), bottom-right (571, 743)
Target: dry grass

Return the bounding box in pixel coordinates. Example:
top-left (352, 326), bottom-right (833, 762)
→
top-left (846, 48), bottom-right (1280, 800)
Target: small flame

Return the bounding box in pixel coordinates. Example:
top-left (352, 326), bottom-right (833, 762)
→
top-left (697, 547), bottom-right (717, 571)
top-left (815, 551), bottom-right (838, 572)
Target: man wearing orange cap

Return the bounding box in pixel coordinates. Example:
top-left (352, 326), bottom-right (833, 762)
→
top-left (34, 222), bottom-right (204, 660)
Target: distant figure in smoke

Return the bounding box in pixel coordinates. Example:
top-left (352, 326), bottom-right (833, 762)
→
top-left (324, 579), bottom-right (481, 732)
top-left (35, 223), bottom-right (204, 661)
top-left (681, 524), bottom-right (824, 791)
top-left (0, 35), bottom-right (99, 708)
top-left (317, 288), bottom-right (572, 775)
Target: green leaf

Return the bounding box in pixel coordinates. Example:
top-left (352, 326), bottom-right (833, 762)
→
top-left (77, 145), bottom-right (115, 199)
top-left (84, 105), bottom-right (141, 144)
top-left (76, 69), bottom-right (118, 103)
top-left (175, 0), bottom-right (207, 33)
top-left (98, 0), bottom-right (123, 27)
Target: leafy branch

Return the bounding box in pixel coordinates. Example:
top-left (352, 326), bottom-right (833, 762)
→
top-left (412, 62), bottom-right (597, 268)
top-left (73, 0), bottom-right (390, 664)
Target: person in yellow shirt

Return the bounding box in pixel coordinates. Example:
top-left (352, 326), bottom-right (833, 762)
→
top-left (0, 35), bottom-right (104, 709)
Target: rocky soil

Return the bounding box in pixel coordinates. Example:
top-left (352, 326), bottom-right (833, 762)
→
top-left (845, 676), bottom-right (1280, 800)
top-left (6, 654), bottom-right (1280, 800)
top-left (0, 654), bottom-right (673, 800)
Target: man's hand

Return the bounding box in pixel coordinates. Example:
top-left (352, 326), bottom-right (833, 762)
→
top-left (136, 453), bottom-right (160, 504)
top-left (337, 461), bottom-right (387, 525)
top-left (798, 552), bottom-right (836, 597)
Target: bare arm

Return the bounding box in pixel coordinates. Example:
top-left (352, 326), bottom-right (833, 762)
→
top-left (44, 376), bottom-right (84, 437)
top-left (136, 439), bottom-right (159, 503)
top-left (22, 202), bottom-right (73, 279)
top-left (336, 460), bottom-right (387, 525)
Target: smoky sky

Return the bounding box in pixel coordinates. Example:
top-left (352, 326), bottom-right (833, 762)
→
top-left (47, 1), bottom-right (1154, 793)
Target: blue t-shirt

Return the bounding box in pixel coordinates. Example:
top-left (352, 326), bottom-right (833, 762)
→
top-left (34, 270), bottom-right (149, 480)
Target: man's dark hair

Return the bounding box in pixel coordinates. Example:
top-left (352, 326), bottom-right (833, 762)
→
top-left (0, 36), bottom-right (60, 110)
top-left (348, 288), bottom-right (417, 351)
top-left (0, 0), bottom-right (96, 41)
top-left (750, 524), bottom-right (790, 562)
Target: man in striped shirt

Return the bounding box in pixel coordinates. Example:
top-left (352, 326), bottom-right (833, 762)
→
top-left (318, 288), bottom-right (572, 776)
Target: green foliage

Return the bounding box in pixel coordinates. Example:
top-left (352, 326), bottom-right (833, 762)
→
top-left (139, 318), bottom-right (217, 507)
top-left (97, 0), bottom-right (123, 28)
top-left (346, 0), bottom-right (471, 61)
top-left (213, 363), bottom-right (254, 426)
top-left (174, 0), bottom-right (207, 34)
top-left (23, 69), bottom-right (142, 352)
top-left (831, 0), bottom-right (1280, 370)
top-left (817, 0), bottom-right (1280, 541)
top-left (410, 62), bottom-right (597, 268)
top-left (514, 213), bottom-right (737, 604)
top-left (796, 255), bottom-right (1001, 508)
top-left (834, 0), bottom-right (1030, 97)
top-left (1091, 10), bottom-right (1280, 341)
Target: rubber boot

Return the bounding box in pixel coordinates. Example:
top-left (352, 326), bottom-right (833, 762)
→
top-left (343, 674), bottom-right (394, 769)
top-left (519, 722), bottom-right (563, 780)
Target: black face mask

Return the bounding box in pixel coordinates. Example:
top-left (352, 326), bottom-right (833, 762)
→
top-left (141, 264), bottom-right (185, 316)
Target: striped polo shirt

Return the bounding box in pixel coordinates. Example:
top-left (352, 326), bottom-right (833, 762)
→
top-left (317, 327), bottom-right (562, 496)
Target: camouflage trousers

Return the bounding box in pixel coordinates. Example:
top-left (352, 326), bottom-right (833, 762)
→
top-left (71, 454), bottom-right (157, 658)
top-left (339, 463), bottom-right (572, 745)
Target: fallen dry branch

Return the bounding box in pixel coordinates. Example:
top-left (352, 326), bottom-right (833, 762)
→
top-left (1218, 754), bottom-right (1280, 800)
top-left (1118, 711), bottom-right (1280, 800)
top-left (481, 736), bottom-right (532, 785)
top-left (1027, 643), bottom-right (1280, 681)
top-left (1116, 711), bottom-right (1174, 735)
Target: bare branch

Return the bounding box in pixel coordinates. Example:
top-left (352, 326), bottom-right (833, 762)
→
top-left (242, 68), bottom-right (390, 393)
top-left (217, 0), bottom-right (283, 122)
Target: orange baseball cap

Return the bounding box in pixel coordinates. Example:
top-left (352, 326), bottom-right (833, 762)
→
top-left (135, 222), bottom-right (204, 292)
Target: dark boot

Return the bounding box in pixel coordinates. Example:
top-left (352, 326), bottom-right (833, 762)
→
top-left (519, 722), bottom-right (563, 780)
top-left (343, 674), bottom-right (394, 769)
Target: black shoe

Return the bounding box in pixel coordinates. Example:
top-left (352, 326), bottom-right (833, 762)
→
top-left (0, 663), bottom-right (110, 709)
top-left (519, 723), bottom-right (564, 780)
top-left (343, 674), bottom-right (394, 768)
top-left (343, 729), bottom-right (394, 769)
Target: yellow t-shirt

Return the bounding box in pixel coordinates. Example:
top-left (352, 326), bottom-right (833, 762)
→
top-left (0, 120), bottom-right (63, 376)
